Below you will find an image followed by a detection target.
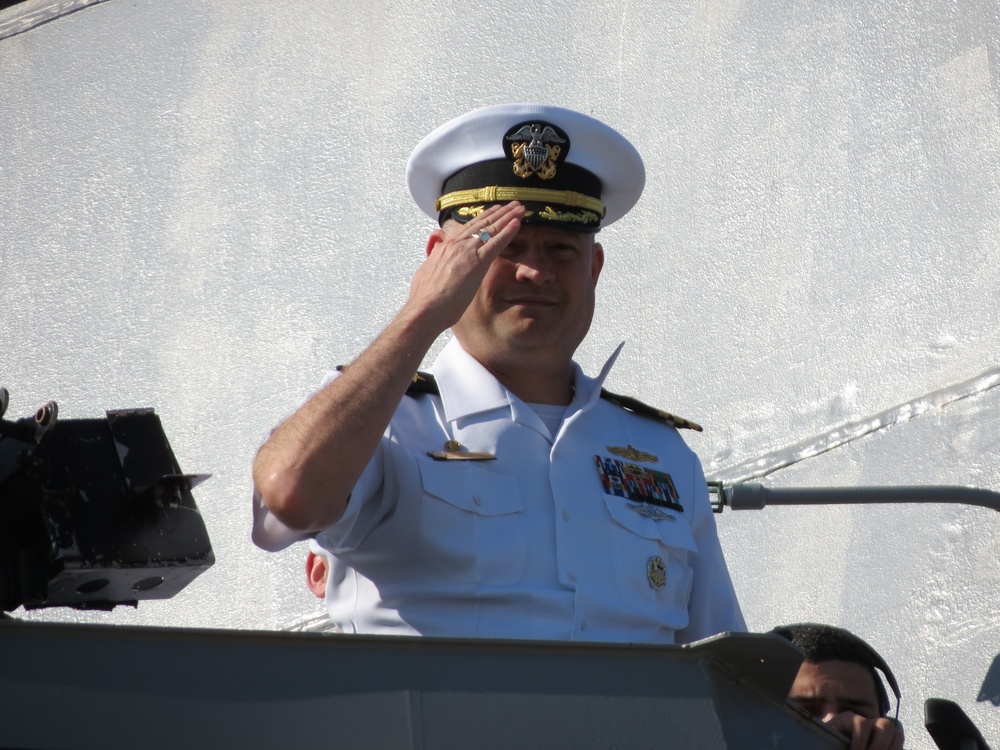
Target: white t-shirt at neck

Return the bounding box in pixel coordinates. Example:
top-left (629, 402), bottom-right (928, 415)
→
top-left (526, 402), bottom-right (569, 441)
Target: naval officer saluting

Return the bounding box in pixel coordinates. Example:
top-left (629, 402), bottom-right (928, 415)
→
top-left (252, 103), bottom-right (745, 642)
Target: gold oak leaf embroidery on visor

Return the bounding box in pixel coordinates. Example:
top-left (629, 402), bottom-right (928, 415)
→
top-left (457, 205), bottom-right (537, 221)
top-left (538, 207), bottom-right (600, 225)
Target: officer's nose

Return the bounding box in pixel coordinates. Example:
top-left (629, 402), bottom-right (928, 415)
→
top-left (513, 250), bottom-right (554, 283)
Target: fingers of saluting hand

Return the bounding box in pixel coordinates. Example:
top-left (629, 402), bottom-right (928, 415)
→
top-left (827, 713), bottom-right (903, 750)
top-left (408, 201), bottom-right (525, 330)
top-left (445, 201), bottom-right (525, 259)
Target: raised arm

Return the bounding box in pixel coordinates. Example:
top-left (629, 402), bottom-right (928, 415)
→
top-left (252, 202), bottom-right (525, 533)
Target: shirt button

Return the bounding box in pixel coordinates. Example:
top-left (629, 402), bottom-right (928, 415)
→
top-left (579, 620), bottom-right (588, 631)
top-left (567, 573), bottom-right (577, 584)
top-left (561, 510), bottom-right (570, 521)
top-left (473, 495), bottom-right (483, 507)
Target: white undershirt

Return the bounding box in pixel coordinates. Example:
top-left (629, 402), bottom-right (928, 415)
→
top-left (527, 402), bottom-right (568, 442)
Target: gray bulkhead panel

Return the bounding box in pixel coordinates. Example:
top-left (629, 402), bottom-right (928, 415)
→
top-left (0, 623), bottom-right (845, 749)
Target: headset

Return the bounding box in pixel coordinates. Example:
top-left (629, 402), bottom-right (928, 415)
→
top-left (772, 622), bottom-right (902, 721)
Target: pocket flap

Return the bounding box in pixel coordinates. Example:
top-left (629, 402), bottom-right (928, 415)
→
top-left (602, 495), bottom-right (698, 552)
top-left (418, 459), bottom-right (523, 516)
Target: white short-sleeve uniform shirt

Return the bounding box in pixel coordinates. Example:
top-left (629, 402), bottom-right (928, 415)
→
top-left (253, 338), bottom-right (745, 643)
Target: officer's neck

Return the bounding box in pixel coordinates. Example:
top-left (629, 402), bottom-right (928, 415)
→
top-left (482, 358), bottom-right (575, 406)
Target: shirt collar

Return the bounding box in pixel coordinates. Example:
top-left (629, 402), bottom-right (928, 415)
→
top-left (432, 337), bottom-right (626, 423)
top-left (432, 337), bottom-right (510, 422)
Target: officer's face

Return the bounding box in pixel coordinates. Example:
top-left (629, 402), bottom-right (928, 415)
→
top-left (788, 660), bottom-right (881, 722)
top-left (452, 223), bottom-right (604, 375)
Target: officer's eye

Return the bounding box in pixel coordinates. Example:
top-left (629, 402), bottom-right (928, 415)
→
top-left (549, 244), bottom-right (579, 258)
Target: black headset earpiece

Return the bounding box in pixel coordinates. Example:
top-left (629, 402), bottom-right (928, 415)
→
top-left (864, 637), bottom-right (901, 720)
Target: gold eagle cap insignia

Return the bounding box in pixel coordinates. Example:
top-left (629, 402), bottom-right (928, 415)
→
top-left (505, 123), bottom-right (566, 179)
top-left (607, 444), bottom-right (658, 463)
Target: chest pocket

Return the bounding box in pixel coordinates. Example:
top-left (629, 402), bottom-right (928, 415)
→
top-left (602, 494), bottom-right (698, 627)
top-left (417, 458), bottom-right (526, 585)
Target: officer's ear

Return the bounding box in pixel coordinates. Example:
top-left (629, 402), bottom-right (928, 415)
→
top-left (592, 241), bottom-right (604, 283)
top-left (305, 550), bottom-right (328, 599)
top-left (428, 220), bottom-right (462, 257)
top-left (426, 228), bottom-right (447, 258)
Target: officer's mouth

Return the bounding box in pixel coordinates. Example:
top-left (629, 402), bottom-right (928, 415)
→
top-left (503, 295), bottom-right (560, 308)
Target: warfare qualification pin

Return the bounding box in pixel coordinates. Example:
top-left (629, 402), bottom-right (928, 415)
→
top-left (427, 440), bottom-right (497, 461)
top-left (607, 444), bottom-right (658, 463)
top-left (647, 556), bottom-right (667, 590)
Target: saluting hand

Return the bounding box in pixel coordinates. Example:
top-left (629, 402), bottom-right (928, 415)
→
top-left (827, 712), bottom-right (904, 750)
top-left (406, 201), bottom-right (525, 333)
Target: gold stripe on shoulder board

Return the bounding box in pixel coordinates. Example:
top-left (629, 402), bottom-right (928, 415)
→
top-left (599, 388), bottom-right (703, 432)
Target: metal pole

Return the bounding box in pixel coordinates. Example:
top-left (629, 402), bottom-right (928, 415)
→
top-left (714, 483), bottom-right (1000, 513)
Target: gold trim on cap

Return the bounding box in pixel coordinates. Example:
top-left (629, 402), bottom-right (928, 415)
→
top-left (436, 186), bottom-right (606, 218)
top-left (538, 207), bottom-right (601, 225)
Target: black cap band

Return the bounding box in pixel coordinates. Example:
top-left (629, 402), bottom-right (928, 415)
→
top-left (437, 159), bottom-right (604, 232)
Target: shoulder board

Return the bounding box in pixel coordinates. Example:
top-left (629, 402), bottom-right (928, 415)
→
top-left (335, 366), bottom-right (439, 398)
top-left (338, 367), bottom-right (698, 428)
top-left (406, 371), bottom-right (439, 397)
top-left (599, 388), bottom-right (703, 432)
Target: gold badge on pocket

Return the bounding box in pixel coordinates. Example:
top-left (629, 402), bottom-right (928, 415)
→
top-left (647, 556), bottom-right (667, 589)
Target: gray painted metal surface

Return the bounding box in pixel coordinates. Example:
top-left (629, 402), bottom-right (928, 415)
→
top-left (2, 1), bottom-right (998, 743)
top-left (0, 624), bottom-right (845, 749)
